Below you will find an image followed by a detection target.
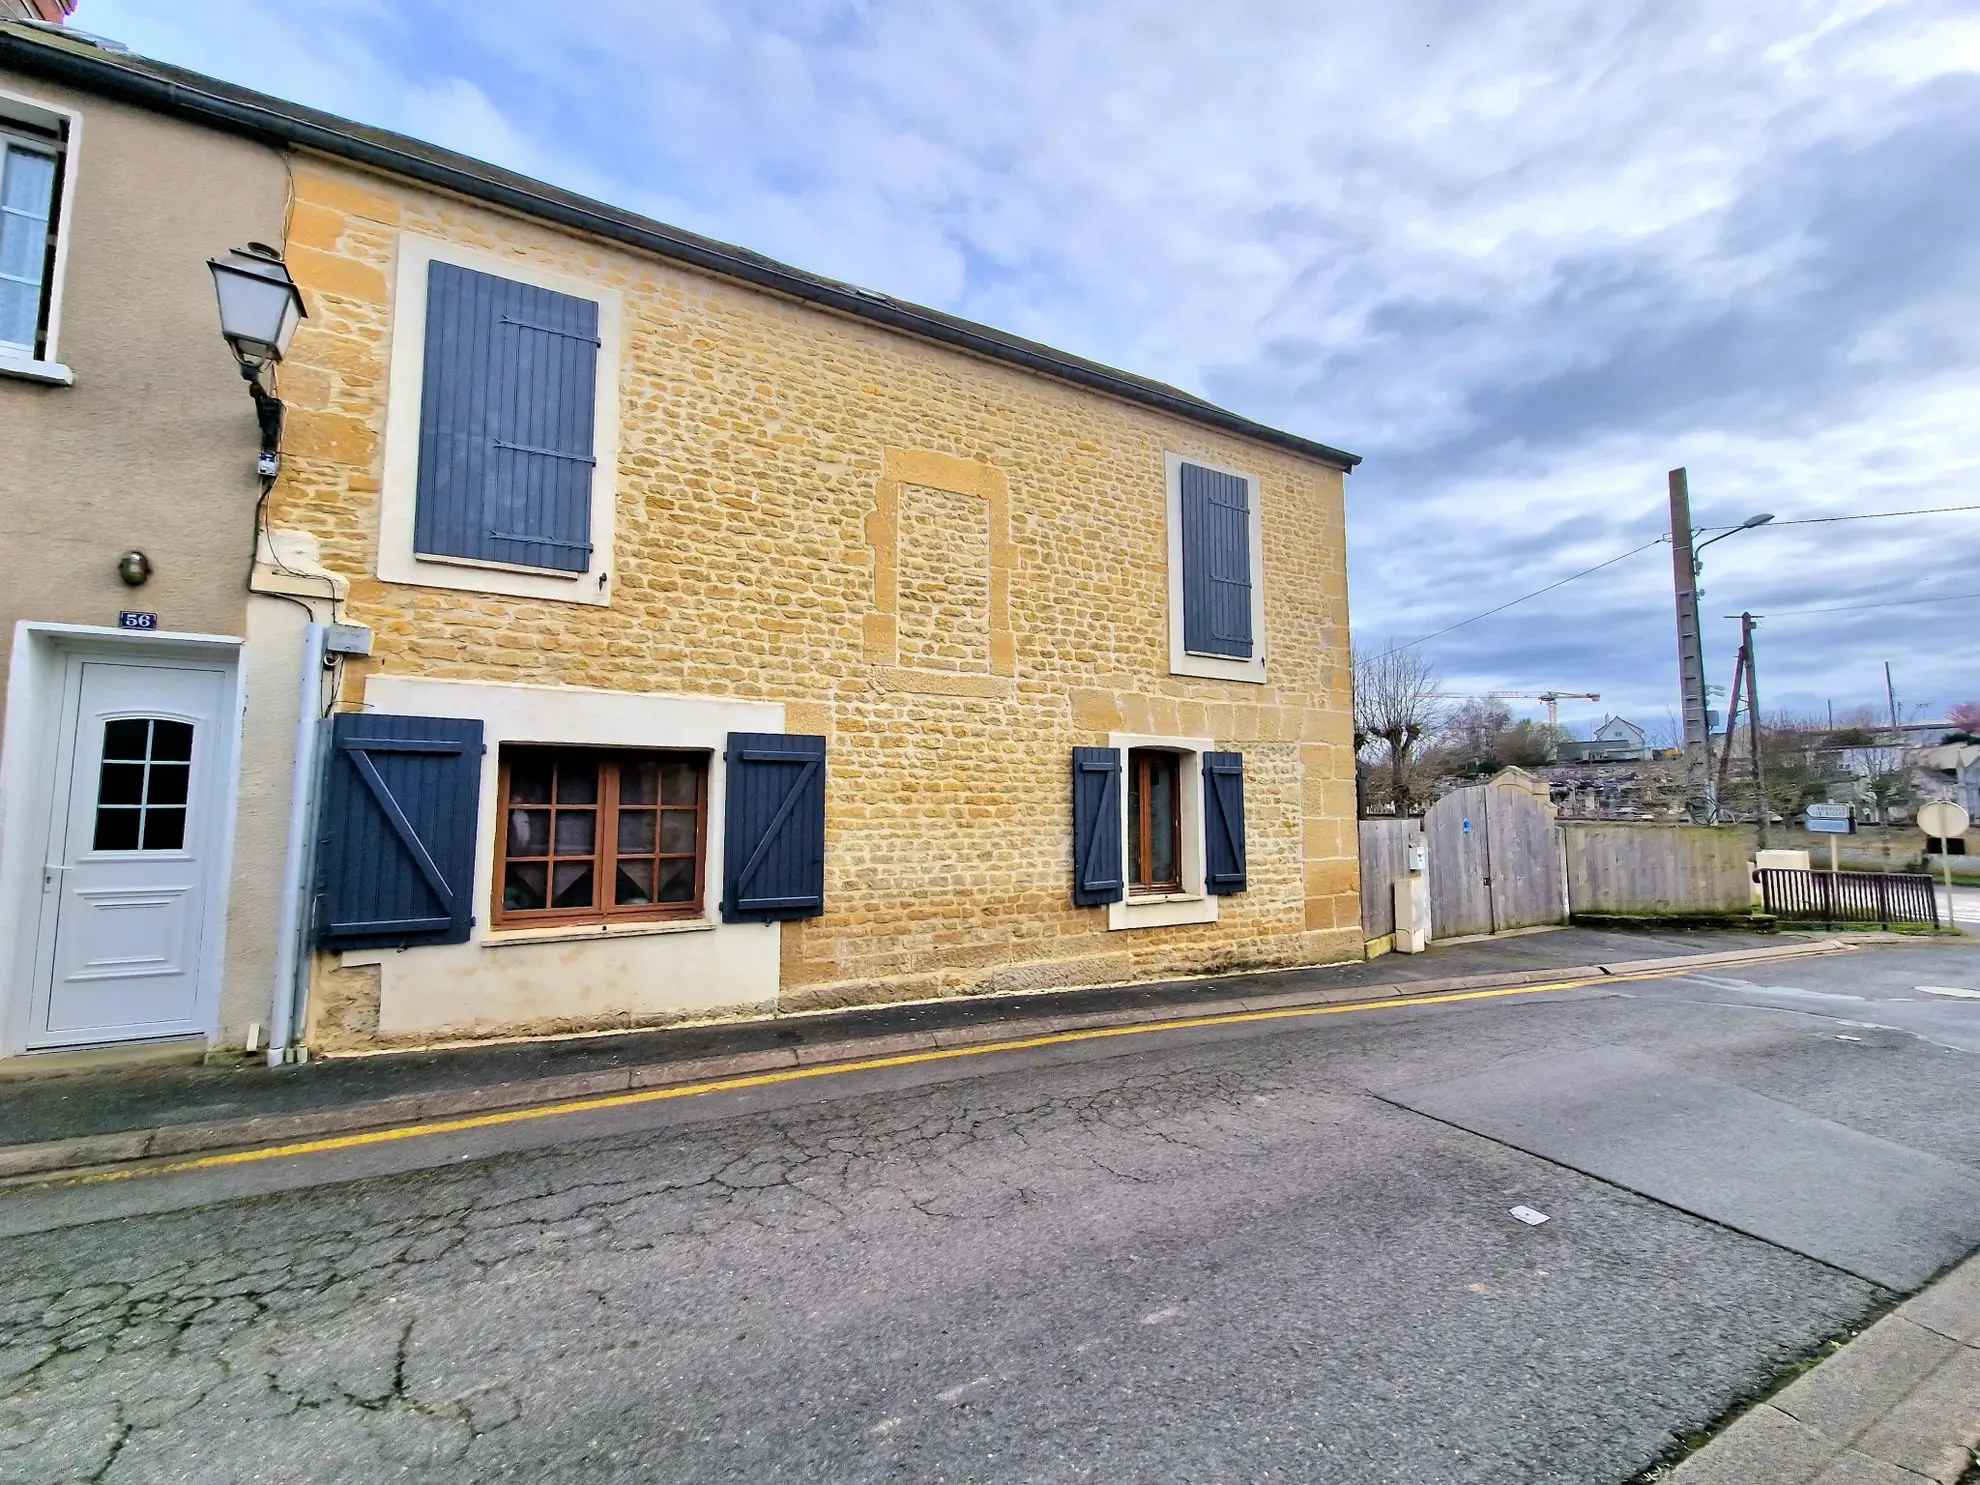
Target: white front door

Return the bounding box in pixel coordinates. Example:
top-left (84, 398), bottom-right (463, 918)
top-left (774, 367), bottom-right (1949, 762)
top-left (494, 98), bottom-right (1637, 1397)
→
top-left (29, 659), bottom-right (229, 1045)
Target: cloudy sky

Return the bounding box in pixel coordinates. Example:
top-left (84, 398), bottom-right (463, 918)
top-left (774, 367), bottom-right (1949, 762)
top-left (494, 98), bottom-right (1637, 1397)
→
top-left (81, 0), bottom-right (1980, 738)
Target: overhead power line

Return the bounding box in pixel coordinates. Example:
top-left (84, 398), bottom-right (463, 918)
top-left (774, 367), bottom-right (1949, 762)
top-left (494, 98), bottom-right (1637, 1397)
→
top-left (1366, 500), bottom-right (1977, 661)
top-left (1372, 537), bottom-right (1666, 658)
top-left (1695, 502), bottom-right (1980, 532)
top-left (1733, 590), bottom-right (1980, 619)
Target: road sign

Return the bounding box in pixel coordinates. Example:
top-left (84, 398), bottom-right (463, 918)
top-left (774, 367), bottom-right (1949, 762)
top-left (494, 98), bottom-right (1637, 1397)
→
top-left (1806, 802), bottom-right (1851, 835)
top-left (1917, 801), bottom-right (1971, 841)
top-left (1918, 801), bottom-right (1969, 933)
top-left (1807, 803), bottom-right (1850, 819)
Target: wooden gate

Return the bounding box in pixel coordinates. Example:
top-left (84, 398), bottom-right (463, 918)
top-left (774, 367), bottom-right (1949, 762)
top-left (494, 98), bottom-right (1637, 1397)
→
top-left (1424, 773), bottom-right (1566, 937)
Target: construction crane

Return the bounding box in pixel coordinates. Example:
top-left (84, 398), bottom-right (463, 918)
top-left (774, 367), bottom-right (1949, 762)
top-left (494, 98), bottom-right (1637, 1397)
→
top-left (1435, 691), bottom-right (1601, 731)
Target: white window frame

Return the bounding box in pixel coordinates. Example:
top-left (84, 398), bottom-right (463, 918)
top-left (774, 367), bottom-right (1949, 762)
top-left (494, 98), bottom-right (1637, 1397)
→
top-left (1164, 452), bottom-right (1266, 684)
top-left (0, 86), bottom-right (81, 385)
top-left (1107, 732), bottom-right (1219, 932)
top-left (379, 236), bottom-right (621, 607)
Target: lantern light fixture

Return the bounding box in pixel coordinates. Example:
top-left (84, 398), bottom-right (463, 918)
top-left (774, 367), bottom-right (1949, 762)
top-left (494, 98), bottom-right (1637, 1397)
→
top-left (207, 243), bottom-right (307, 479)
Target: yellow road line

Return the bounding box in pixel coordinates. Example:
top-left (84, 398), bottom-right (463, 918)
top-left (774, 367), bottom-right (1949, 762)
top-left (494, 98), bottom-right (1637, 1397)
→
top-left (37, 969), bottom-right (1684, 1189)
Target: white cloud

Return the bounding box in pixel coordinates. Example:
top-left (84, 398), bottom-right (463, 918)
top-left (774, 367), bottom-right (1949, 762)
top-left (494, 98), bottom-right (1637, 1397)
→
top-left (75, 0), bottom-right (1980, 723)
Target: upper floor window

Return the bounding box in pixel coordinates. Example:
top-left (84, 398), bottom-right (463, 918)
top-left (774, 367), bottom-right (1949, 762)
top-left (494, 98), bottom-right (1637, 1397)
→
top-left (0, 122), bottom-right (60, 359)
top-left (415, 261), bottom-right (601, 574)
top-left (1165, 453), bottom-right (1267, 684)
top-left (377, 238), bottom-right (621, 607)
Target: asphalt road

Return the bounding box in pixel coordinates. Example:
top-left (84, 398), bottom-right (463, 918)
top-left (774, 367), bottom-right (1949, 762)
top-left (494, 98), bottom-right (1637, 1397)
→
top-left (4, 942), bottom-right (1979, 1484)
top-left (1934, 880), bottom-right (1980, 928)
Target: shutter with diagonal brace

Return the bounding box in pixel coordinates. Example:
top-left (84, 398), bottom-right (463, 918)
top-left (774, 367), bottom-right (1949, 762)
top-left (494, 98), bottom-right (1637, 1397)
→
top-left (415, 260), bottom-right (601, 573)
top-left (1180, 462), bottom-right (1254, 658)
top-left (721, 733), bottom-right (827, 922)
top-left (1202, 751), bottom-right (1247, 894)
top-left (1071, 746), bottom-right (1124, 906)
top-left (316, 714), bottom-right (484, 948)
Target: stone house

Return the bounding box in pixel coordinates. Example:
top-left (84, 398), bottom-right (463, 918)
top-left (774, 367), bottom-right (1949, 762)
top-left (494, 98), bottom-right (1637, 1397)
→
top-left (0, 22), bottom-right (1363, 1059)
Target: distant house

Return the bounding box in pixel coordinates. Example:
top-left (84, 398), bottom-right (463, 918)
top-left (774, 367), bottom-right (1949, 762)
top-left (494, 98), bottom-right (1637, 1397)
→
top-left (1557, 717), bottom-right (1652, 764)
top-left (1909, 742), bottom-right (1980, 821)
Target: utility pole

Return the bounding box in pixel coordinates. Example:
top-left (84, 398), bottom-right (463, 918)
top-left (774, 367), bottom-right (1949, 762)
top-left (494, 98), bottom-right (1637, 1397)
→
top-left (1743, 611), bottom-right (1768, 848)
top-left (1668, 469), bottom-right (1712, 819)
top-left (1716, 642), bottom-right (1747, 810)
top-left (1884, 662), bottom-right (1898, 731)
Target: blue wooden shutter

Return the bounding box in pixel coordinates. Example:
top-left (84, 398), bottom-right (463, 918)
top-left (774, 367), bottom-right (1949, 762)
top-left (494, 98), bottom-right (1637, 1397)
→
top-left (1180, 462), bottom-right (1254, 658)
top-left (315, 714), bottom-right (483, 948)
top-left (414, 261), bottom-right (600, 573)
top-left (1203, 751), bottom-right (1247, 894)
top-left (1071, 746), bottom-right (1124, 906)
top-left (721, 733), bottom-right (826, 922)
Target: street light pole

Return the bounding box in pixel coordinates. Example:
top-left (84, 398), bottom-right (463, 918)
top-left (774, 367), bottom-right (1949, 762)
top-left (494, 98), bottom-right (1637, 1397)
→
top-left (1668, 470), bottom-right (1712, 817)
top-left (1668, 468), bottom-right (1774, 824)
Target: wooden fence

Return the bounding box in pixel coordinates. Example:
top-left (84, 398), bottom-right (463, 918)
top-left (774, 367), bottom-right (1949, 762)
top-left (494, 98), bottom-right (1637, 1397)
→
top-left (1561, 823), bottom-right (1751, 917)
top-left (1359, 788), bottom-right (1770, 948)
top-left (1357, 819), bottom-right (1424, 942)
top-left (1425, 779), bottom-right (1566, 937)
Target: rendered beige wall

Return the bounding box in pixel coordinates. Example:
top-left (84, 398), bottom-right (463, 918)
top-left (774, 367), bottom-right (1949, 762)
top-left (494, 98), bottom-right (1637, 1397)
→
top-left (0, 71), bottom-right (298, 1048)
top-left (276, 161), bottom-right (1360, 1037)
top-left (0, 71), bottom-right (290, 713)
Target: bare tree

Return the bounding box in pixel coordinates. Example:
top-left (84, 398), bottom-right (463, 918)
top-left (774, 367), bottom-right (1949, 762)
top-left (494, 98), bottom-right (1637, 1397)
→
top-left (1353, 640), bottom-right (1442, 815)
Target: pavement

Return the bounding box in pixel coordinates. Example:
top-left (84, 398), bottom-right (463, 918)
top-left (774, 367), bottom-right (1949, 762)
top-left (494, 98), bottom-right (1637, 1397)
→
top-left (1668, 1253), bottom-right (1980, 1484)
top-left (0, 923), bottom-right (1818, 1179)
top-left (1, 933), bottom-right (1977, 1482)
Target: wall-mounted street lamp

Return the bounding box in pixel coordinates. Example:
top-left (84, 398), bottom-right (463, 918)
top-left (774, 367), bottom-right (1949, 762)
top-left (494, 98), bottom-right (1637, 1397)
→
top-left (207, 243), bottom-right (307, 479)
top-left (1692, 511), bottom-right (1774, 577)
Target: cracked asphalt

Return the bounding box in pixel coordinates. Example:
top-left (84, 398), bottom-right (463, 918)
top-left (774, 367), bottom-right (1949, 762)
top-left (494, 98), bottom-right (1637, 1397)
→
top-left (4, 943), bottom-right (1979, 1483)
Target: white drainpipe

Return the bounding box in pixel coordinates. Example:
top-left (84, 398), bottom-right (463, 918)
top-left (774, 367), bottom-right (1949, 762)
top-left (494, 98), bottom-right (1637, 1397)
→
top-left (268, 621), bottom-right (326, 1067)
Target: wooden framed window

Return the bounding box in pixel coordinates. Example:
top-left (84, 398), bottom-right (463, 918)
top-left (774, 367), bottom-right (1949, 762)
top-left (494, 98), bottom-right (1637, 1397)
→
top-left (495, 747), bottom-right (707, 926)
top-left (1127, 747), bottom-right (1182, 895)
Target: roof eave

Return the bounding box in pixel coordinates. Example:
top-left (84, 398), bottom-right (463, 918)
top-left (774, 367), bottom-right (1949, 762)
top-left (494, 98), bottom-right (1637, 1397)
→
top-left (0, 23), bottom-right (1361, 470)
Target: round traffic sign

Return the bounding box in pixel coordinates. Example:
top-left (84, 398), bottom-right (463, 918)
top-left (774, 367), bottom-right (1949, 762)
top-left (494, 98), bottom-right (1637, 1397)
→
top-left (1917, 800), bottom-right (1971, 840)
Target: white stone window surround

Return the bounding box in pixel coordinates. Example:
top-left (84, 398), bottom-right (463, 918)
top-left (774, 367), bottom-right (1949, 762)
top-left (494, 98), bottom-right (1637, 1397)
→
top-left (1164, 451), bottom-right (1267, 684)
top-left (1107, 732), bottom-right (1219, 932)
top-left (340, 676), bottom-right (784, 1040)
top-left (0, 86), bottom-right (80, 385)
top-left (378, 236), bottom-right (622, 607)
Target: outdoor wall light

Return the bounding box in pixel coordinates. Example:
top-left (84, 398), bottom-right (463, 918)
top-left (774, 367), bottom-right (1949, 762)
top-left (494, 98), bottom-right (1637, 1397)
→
top-left (117, 550), bottom-right (152, 587)
top-left (207, 243), bottom-right (308, 479)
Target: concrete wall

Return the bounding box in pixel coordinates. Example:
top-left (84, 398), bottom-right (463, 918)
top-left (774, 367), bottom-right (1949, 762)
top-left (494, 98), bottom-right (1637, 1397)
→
top-left (272, 161), bottom-right (1360, 1043)
top-left (1563, 823), bottom-right (1751, 916)
top-left (0, 67), bottom-right (303, 1053)
top-left (1745, 824), bottom-right (1977, 874)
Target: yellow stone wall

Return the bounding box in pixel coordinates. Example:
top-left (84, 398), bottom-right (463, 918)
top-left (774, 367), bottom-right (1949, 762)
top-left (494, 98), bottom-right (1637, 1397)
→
top-left (276, 158), bottom-right (1361, 1030)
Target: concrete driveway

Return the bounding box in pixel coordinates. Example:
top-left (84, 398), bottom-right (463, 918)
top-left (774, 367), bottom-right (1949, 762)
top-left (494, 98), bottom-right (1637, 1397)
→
top-left (2, 940), bottom-right (1977, 1483)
